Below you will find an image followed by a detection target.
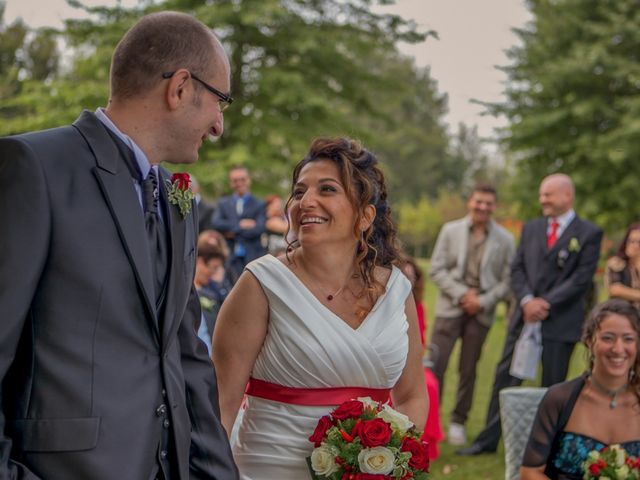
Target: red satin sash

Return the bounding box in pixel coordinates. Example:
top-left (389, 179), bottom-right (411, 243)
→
top-left (246, 377), bottom-right (391, 406)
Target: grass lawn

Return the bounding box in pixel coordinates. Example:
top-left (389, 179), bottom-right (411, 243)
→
top-left (417, 259), bottom-right (589, 479)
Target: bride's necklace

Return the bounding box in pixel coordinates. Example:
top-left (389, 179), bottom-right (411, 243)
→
top-left (589, 374), bottom-right (628, 409)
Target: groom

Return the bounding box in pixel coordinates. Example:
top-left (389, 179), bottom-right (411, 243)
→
top-left (0, 12), bottom-right (238, 480)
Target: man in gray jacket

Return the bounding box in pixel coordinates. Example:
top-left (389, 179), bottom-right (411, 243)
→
top-left (429, 183), bottom-right (515, 446)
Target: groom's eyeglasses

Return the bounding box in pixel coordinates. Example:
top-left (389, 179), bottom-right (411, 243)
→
top-left (162, 71), bottom-right (234, 112)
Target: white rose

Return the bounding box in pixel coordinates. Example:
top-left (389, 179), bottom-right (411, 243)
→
top-left (376, 404), bottom-right (414, 433)
top-left (587, 450), bottom-right (600, 461)
top-left (615, 466), bottom-right (630, 478)
top-left (310, 445), bottom-right (339, 477)
top-left (357, 396), bottom-right (379, 409)
top-left (612, 445), bottom-right (626, 467)
top-left (358, 446), bottom-right (395, 475)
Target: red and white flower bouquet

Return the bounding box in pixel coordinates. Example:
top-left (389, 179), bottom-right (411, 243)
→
top-left (307, 397), bottom-right (430, 480)
top-left (582, 444), bottom-right (640, 479)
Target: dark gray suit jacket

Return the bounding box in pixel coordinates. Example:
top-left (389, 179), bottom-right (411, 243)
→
top-left (0, 111), bottom-right (238, 479)
top-left (510, 215), bottom-right (603, 343)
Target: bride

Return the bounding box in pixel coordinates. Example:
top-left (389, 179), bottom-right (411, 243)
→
top-left (212, 137), bottom-right (428, 479)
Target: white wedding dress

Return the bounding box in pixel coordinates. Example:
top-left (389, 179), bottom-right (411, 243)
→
top-left (231, 255), bottom-right (411, 479)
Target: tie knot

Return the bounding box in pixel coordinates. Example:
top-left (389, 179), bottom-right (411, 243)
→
top-left (143, 170), bottom-right (159, 214)
top-left (550, 220), bottom-right (559, 231)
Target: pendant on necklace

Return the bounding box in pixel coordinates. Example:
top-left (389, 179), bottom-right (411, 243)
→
top-left (610, 397), bottom-right (618, 409)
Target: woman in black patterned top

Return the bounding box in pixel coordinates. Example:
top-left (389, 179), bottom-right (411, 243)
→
top-left (520, 300), bottom-right (640, 479)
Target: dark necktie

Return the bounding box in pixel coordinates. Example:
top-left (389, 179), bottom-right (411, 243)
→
top-left (547, 220), bottom-right (559, 249)
top-left (142, 169), bottom-right (168, 305)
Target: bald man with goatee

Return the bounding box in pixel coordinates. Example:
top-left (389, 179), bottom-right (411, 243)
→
top-left (458, 174), bottom-right (603, 456)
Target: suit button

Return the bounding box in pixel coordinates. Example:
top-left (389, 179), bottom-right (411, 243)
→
top-left (156, 404), bottom-right (167, 417)
top-left (163, 419), bottom-right (170, 428)
top-left (160, 450), bottom-right (168, 459)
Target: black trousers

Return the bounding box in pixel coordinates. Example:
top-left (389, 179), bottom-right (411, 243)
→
top-left (471, 319), bottom-right (575, 451)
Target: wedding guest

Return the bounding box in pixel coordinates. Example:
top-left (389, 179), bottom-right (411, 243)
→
top-left (606, 223), bottom-right (640, 309)
top-left (400, 256), bottom-right (445, 460)
top-left (460, 174), bottom-right (603, 456)
top-left (212, 166), bottom-right (267, 281)
top-left (0, 11), bottom-right (237, 479)
top-left (198, 229), bottom-right (233, 296)
top-left (195, 244), bottom-right (227, 354)
top-left (520, 299), bottom-right (640, 479)
top-left (213, 137), bottom-right (428, 479)
top-left (264, 194), bottom-right (289, 255)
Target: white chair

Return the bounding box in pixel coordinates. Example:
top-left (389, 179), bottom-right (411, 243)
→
top-left (499, 387), bottom-right (548, 480)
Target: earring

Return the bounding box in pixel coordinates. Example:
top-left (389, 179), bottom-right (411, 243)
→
top-left (357, 231), bottom-right (366, 254)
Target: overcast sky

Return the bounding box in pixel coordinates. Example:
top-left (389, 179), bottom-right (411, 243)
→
top-left (4, 0), bottom-right (532, 145)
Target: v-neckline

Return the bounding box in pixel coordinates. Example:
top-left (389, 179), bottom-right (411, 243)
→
top-left (269, 255), bottom-right (398, 332)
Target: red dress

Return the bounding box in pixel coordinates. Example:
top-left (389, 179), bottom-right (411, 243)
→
top-left (417, 301), bottom-right (444, 460)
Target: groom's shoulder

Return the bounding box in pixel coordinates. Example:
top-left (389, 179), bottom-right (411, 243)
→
top-left (2, 123), bottom-right (81, 153)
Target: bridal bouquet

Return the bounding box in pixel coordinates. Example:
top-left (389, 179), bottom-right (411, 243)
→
top-left (307, 397), bottom-right (429, 480)
top-left (582, 444), bottom-right (640, 479)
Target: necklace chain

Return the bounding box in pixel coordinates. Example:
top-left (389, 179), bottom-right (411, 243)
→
top-left (589, 374), bottom-right (628, 409)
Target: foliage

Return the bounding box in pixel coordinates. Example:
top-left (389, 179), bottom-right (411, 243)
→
top-left (0, 0), bottom-right (460, 212)
top-left (396, 191), bottom-right (466, 258)
top-left (483, 0), bottom-right (640, 231)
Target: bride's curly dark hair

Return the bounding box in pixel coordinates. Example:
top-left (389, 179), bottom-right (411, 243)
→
top-left (285, 137), bottom-right (401, 304)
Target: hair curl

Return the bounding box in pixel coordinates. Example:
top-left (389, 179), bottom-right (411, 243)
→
top-left (285, 137), bottom-right (401, 305)
top-left (582, 299), bottom-right (640, 404)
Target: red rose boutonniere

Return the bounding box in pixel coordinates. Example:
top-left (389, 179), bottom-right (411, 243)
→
top-left (167, 173), bottom-right (194, 218)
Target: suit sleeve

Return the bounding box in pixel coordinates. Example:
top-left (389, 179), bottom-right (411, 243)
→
top-left (235, 200), bottom-right (266, 240)
top-left (0, 138), bottom-right (46, 479)
top-left (479, 232), bottom-right (516, 311)
top-left (179, 211), bottom-right (239, 480)
top-left (510, 222), bottom-right (534, 303)
top-left (540, 225), bottom-right (603, 308)
top-left (211, 200), bottom-right (236, 234)
top-left (429, 224), bottom-right (468, 303)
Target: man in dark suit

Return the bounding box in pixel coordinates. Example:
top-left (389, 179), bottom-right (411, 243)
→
top-left (0, 12), bottom-right (238, 480)
top-left (458, 174), bottom-right (603, 455)
top-left (212, 166), bottom-right (266, 281)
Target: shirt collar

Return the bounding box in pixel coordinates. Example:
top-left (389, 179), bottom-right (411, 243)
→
top-left (548, 208), bottom-right (575, 229)
top-left (464, 214), bottom-right (493, 232)
top-left (95, 107), bottom-right (154, 179)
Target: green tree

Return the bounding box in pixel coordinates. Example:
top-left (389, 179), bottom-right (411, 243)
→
top-left (485, 0), bottom-right (640, 231)
top-left (1, 1), bottom-right (453, 204)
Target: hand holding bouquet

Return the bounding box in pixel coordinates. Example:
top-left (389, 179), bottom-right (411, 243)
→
top-left (307, 397), bottom-right (429, 480)
top-left (582, 444), bottom-right (640, 479)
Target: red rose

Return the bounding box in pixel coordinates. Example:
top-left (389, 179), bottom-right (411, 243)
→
top-left (308, 415), bottom-right (333, 447)
top-left (353, 418), bottom-right (392, 447)
top-left (171, 173), bottom-right (191, 191)
top-left (589, 463), bottom-right (601, 475)
top-left (332, 400), bottom-right (364, 420)
top-left (400, 436), bottom-right (430, 470)
top-left (355, 474), bottom-right (391, 480)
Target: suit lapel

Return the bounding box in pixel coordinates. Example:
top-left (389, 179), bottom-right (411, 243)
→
top-left (73, 110), bottom-right (160, 342)
top-left (159, 170), bottom-right (188, 351)
top-left (457, 222), bottom-right (470, 278)
top-left (548, 216), bottom-right (579, 254)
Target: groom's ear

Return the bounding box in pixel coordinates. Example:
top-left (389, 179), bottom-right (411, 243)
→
top-left (164, 70), bottom-right (191, 110)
